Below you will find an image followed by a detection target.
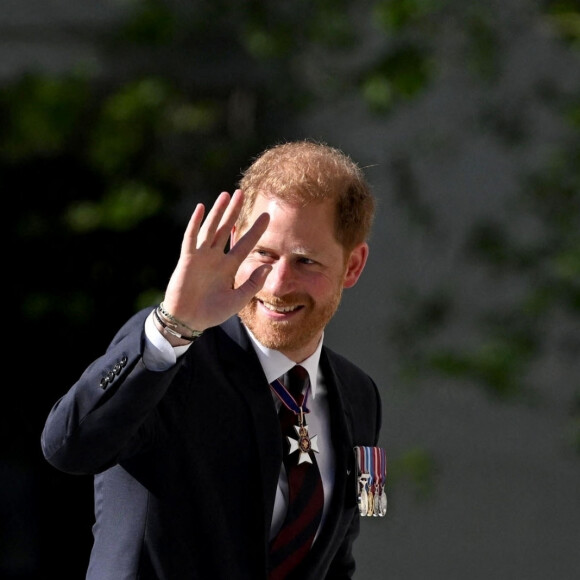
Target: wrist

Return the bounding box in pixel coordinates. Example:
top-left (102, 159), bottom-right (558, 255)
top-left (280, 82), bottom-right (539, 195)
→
top-left (152, 315), bottom-right (191, 347)
top-left (153, 305), bottom-right (203, 345)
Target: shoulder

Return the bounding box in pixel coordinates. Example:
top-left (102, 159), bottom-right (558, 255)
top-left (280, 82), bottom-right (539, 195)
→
top-left (321, 346), bottom-right (382, 409)
top-left (321, 346), bottom-right (383, 444)
top-left (321, 347), bottom-right (376, 388)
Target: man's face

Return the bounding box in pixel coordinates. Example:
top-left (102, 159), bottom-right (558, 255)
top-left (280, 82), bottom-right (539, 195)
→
top-left (233, 194), bottom-right (367, 362)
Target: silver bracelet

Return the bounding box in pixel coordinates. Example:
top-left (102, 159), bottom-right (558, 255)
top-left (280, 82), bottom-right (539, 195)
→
top-left (154, 307), bottom-right (203, 341)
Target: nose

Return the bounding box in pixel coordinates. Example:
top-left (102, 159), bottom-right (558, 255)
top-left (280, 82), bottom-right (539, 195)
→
top-left (263, 259), bottom-right (296, 296)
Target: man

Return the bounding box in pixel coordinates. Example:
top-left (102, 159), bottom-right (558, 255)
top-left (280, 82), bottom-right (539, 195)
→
top-left (41, 140), bottom-right (383, 579)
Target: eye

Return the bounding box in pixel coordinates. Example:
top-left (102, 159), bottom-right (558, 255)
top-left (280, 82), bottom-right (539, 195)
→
top-left (255, 249), bottom-right (275, 262)
top-left (298, 257), bottom-right (315, 265)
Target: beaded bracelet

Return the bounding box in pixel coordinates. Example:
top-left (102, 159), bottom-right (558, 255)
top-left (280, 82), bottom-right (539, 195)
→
top-left (154, 307), bottom-right (203, 341)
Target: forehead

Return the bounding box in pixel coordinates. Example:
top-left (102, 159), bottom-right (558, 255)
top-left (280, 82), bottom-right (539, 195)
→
top-left (249, 194), bottom-right (341, 251)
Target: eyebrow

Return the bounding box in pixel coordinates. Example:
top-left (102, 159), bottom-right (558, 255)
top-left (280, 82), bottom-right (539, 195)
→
top-left (254, 244), bottom-right (319, 257)
top-left (291, 246), bottom-right (317, 256)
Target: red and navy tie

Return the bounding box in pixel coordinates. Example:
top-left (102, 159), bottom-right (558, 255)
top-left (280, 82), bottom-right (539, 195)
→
top-left (269, 365), bottom-right (324, 579)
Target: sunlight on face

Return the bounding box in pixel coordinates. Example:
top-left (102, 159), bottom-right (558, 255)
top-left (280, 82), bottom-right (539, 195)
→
top-left (235, 195), bottom-right (350, 361)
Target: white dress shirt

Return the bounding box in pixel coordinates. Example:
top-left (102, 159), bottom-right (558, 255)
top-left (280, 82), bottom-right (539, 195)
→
top-left (142, 311), bottom-right (335, 541)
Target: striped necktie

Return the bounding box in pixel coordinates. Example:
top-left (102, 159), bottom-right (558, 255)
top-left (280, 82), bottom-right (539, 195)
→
top-left (269, 365), bottom-right (324, 579)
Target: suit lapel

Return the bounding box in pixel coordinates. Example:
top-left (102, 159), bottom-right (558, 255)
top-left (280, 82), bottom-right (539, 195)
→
top-left (302, 348), bottom-right (358, 569)
top-left (218, 317), bottom-right (283, 545)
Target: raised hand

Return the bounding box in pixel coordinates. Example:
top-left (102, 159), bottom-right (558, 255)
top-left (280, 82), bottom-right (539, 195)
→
top-left (161, 189), bottom-right (270, 335)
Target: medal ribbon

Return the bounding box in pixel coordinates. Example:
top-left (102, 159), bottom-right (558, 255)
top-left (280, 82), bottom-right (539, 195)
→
top-left (270, 377), bottom-right (311, 415)
top-left (380, 447), bottom-right (387, 491)
top-left (373, 447), bottom-right (381, 495)
top-left (365, 446), bottom-right (374, 491)
top-left (355, 446), bottom-right (369, 476)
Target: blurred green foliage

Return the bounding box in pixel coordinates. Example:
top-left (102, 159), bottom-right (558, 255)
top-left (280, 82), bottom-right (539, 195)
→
top-left (386, 0), bottom-right (580, 455)
top-left (545, 0), bottom-right (580, 46)
top-left (389, 446), bottom-right (439, 501)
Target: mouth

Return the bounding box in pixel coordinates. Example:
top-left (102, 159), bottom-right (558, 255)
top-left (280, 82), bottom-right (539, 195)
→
top-left (258, 299), bottom-right (304, 318)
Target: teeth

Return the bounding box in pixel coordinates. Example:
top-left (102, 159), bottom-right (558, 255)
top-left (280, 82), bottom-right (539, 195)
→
top-left (262, 302), bottom-right (298, 313)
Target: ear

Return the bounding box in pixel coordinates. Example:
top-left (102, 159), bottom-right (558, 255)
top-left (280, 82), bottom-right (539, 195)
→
top-left (343, 242), bottom-right (369, 288)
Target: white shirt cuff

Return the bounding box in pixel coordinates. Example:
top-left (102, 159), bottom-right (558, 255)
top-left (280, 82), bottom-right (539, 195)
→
top-left (143, 309), bottom-right (191, 371)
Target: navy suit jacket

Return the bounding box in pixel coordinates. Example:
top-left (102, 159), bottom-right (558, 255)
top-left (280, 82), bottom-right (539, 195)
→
top-left (41, 309), bottom-right (382, 579)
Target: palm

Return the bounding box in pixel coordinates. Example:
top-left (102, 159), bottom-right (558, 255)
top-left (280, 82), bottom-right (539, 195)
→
top-left (163, 190), bottom-right (270, 332)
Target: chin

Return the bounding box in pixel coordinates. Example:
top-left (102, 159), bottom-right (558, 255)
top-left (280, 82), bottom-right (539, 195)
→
top-left (239, 295), bottom-right (338, 354)
top-left (241, 312), bottom-right (303, 352)
top-left (250, 322), bottom-right (297, 351)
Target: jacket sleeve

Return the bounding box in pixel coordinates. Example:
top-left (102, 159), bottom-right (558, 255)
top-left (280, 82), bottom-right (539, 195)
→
top-left (40, 308), bottom-right (184, 475)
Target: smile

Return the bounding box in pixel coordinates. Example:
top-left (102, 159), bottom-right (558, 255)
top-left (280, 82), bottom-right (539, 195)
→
top-left (260, 301), bottom-right (302, 313)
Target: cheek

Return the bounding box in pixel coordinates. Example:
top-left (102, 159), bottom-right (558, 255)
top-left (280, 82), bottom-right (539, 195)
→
top-left (315, 270), bottom-right (346, 293)
top-left (305, 277), bottom-right (337, 303)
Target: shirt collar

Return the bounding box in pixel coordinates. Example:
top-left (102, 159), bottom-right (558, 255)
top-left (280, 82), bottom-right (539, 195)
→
top-left (244, 326), bottom-right (323, 399)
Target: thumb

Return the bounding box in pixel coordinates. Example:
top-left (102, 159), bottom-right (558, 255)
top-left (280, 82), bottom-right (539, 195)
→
top-left (235, 264), bottom-right (272, 302)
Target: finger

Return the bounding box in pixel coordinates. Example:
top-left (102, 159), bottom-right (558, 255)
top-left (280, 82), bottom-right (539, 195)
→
top-left (197, 191), bottom-right (232, 247)
top-left (181, 203), bottom-right (206, 253)
top-left (212, 189), bottom-right (245, 249)
top-left (234, 264), bottom-right (272, 304)
top-left (228, 211), bottom-right (270, 262)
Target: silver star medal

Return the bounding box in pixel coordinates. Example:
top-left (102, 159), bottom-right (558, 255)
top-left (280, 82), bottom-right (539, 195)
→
top-left (287, 410), bottom-right (319, 464)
